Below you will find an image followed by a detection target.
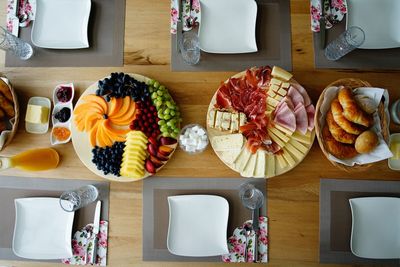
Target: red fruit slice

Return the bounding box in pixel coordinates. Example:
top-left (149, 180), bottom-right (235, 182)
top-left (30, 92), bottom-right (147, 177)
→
top-left (149, 155), bottom-right (163, 168)
top-left (158, 145), bottom-right (174, 156)
top-left (147, 143), bottom-right (158, 157)
top-left (160, 137), bottom-right (177, 146)
top-left (148, 136), bottom-right (158, 146)
top-left (145, 159), bottom-right (156, 174)
top-left (156, 152), bottom-right (168, 161)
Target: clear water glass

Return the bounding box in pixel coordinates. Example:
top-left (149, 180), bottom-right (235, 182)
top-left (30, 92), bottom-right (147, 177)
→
top-left (60, 185), bottom-right (99, 212)
top-left (390, 99), bottom-right (400, 124)
top-left (324, 26), bottom-right (365, 61)
top-left (0, 27), bottom-right (33, 60)
top-left (239, 183), bottom-right (264, 210)
top-left (179, 31), bottom-right (200, 65)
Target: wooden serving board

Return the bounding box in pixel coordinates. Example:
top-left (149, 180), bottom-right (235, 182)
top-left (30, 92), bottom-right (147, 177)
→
top-left (206, 71), bottom-right (315, 178)
top-left (71, 73), bottom-right (178, 182)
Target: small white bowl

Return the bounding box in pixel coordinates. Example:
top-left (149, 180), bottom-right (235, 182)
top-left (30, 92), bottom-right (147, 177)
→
top-left (178, 124), bottom-right (209, 154)
top-left (388, 133), bottom-right (400, 171)
top-left (25, 97), bottom-right (51, 134)
top-left (53, 83), bottom-right (74, 105)
top-left (50, 122), bottom-right (72, 145)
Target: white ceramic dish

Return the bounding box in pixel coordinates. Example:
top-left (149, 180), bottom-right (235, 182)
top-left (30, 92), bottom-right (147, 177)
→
top-left (167, 195), bottom-right (229, 257)
top-left (388, 133), bottom-right (400, 170)
top-left (31, 0), bottom-right (91, 49)
top-left (12, 198), bottom-right (75, 259)
top-left (349, 197), bottom-right (400, 259)
top-left (346, 0), bottom-right (400, 49)
top-left (51, 84), bottom-right (74, 145)
top-left (199, 0), bottom-right (258, 54)
top-left (25, 96), bottom-right (51, 134)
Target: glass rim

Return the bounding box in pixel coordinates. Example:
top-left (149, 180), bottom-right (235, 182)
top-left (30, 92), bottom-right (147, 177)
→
top-left (345, 26), bottom-right (365, 47)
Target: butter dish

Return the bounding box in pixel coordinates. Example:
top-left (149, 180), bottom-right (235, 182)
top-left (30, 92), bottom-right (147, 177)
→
top-left (25, 97), bottom-right (51, 134)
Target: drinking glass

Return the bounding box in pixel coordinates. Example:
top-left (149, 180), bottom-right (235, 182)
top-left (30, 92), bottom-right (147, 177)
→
top-left (0, 27), bottom-right (33, 60)
top-left (324, 26), bottom-right (365, 61)
top-left (60, 185), bottom-right (99, 212)
top-left (238, 183), bottom-right (264, 210)
top-left (179, 31), bottom-right (200, 65)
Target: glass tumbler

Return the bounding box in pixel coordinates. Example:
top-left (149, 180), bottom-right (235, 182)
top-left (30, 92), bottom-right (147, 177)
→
top-left (179, 31), bottom-right (200, 65)
top-left (60, 185), bottom-right (99, 212)
top-left (0, 26), bottom-right (33, 60)
top-left (238, 183), bottom-right (264, 210)
top-left (324, 26), bottom-right (365, 61)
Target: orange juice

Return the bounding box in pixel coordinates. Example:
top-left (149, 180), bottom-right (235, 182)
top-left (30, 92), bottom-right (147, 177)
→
top-left (10, 148), bottom-right (59, 171)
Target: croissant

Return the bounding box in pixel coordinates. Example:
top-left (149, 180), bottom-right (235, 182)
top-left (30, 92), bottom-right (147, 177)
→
top-left (338, 87), bottom-right (373, 127)
top-left (0, 93), bottom-right (14, 118)
top-left (0, 108), bottom-right (5, 120)
top-left (326, 110), bottom-right (357, 144)
top-left (0, 79), bottom-right (13, 102)
top-left (331, 98), bottom-right (364, 135)
top-left (322, 125), bottom-right (358, 159)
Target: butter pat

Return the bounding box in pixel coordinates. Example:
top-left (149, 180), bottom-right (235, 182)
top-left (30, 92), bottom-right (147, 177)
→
top-left (25, 104), bottom-right (49, 124)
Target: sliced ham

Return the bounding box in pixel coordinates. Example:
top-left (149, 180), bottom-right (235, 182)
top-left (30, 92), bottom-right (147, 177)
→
top-left (291, 83), bottom-right (312, 107)
top-left (306, 104), bottom-right (315, 131)
top-left (273, 102), bottom-right (296, 132)
top-left (275, 96), bottom-right (294, 116)
top-left (294, 104), bottom-right (308, 135)
top-left (287, 86), bottom-right (304, 108)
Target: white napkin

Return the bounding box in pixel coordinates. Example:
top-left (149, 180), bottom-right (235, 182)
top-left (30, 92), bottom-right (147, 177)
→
top-left (319, 86), bottom-right (393, 166)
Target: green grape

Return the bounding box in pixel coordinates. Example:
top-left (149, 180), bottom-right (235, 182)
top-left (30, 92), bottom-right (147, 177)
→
top-left (148, 79), bottom-right (156, 86)
top-left (162, 132), bottom-right (170, 137)
top-left (159, 85), bottom-right (166, 91)
top-left (171, 132), bottom-right (178, 139)
top-left (163, 108), bottom-right (170, 115)
top-left (156, 100), bottom-right (162, 107)
top-left (173, 128), bottom-right (180, 133)
top-left (153, 81), bottom-right (160, 88)
top-left (160, 125), bottom-right (168, 132)
top-left (157, 90), bottom-right (163, 96)
top-left (164, 114), bottom-right (171, 120)
top-left (151, 92), bottom-right (158, 99)
top-left (158, 120), bottom-right (166, 125)
top-left (166, 120), bottom-right (174, 127)
top-left (170, 110), bottom-right (176, 116)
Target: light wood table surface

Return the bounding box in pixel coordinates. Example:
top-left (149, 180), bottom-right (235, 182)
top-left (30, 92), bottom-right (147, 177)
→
top-left (0, 0), bottom-right (400, 266)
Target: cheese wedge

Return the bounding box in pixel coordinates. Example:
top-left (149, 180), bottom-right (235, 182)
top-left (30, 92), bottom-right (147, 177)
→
top-left (281, 82), bottom-right (291, 89)
top-left (239, 113), bottom-right (247, 127)
top-left (215, 111), bottom-right (223, 129)
top-left (268, 130), bottom-right (286, 148)
top-left (275, 123), bottom-right (294, 136)
top-left (219, 149), bottom-right (242, 165)
top-left (277, 88), bottom-right (287, 96)
top-left (234, 147), bottom-right (252, 172)
top-left (269, 128), bottom-right (290, 143)
top-left (292, 131), bottom-right (312, 145)
top-left (274, 94), bottom-right (283, 101)
top-left (282, 149), bottom-right (296, 167)
top-left (265, 155), bottom-right (275, 178)
top-left (241, 152), bottom-right (257, 177)
top-left (267, 97), bottom-right (280, 107)
top-left (270, 84), bottom-right (280, 92)
top-left (270, 78), bottom-right (282, 86)
top-left (276, 154), bottom-right (287, 169)
top-left (211, 134), bottom-right (244, 151)
top-left (268, 90), bottom-right (277, 98)
top-left (254, 150), bottom-right (266, 178)
top-left (208, 109), bottom-right (217, 128)
top-left (231, 113), bottom-right (239, 133)
top-left (272, 66), bottom-right (293, 81)
top-left (288, 139), bottom-right (309, 154)
top-left (284, 142), bottom-right (305, 161)
top-left (221, 112), bottom-right (231, 131)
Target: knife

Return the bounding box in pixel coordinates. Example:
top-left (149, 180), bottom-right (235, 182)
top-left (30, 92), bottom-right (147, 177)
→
top-left (91, 200), bottom-right (101, 265)
top-left (319, 0), bottom-right (328, 49)
top-left (176, 0), bottom-right (184, 52)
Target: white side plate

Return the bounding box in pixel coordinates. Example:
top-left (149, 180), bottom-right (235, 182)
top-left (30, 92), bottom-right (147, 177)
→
top-left (199, 0), bottom-right (258, 54)
top-left (12, 198), bottom-right (75, 259)
top-left (31, 0), bottom-right (91, 49)
top-left (346, 0), bottom-right (400, 49)
top-left (167, 195), bottom-right (229, 257)
top-left (349, 197), bottom-right (400, 259)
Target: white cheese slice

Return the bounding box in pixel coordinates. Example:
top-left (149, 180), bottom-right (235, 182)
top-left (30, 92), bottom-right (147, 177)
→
top-left (276, 154), bottom-right (287, 169)
top-left (270, 78), bottom-right (282, 86)
top-left (277, 88), bottom-right (287, 96)
top-left (233, 147), bottom-right (252, 172)
top-left (270, 84), bottom-right (280, 92)
top-left (239, 113), bottom-right (247, 127)
top-left (208, 109), bottom-right (216, 128)
top-left (231, 113), bottom-right (239, 133)
top-left (272, 66), bottom-right (293, 81)
top-left (274, 94), bottom-right (283, 101)
top-left (221, 112), bottom-right (231, 131)
top-left (288, 139), bottom-right (309, 154)
top-left (281, 82), bottom-right (291, 89)
top-left (268, 90), bottom-right (277, 98)
top-left (267, 97), bottom-right (280, 107)
top-left (269, 127), bottom-right (290, 143)
top-left (254, 150), bottom-right (266, 178)
top-left (292, 131), bottom-right (312, 145)
top-left (284, 142), bottom-right (305, 161)
top-left (268, 130), bottom-right (286, 149)
top-left (282, 149), bottom-right (296, 167)
top-left (241, 152), bottom-right (257, 177)
top-left (211, 134), bottom-right (244, 151)
top-left (215, 111), bottom-right (223, 130)
top-left (267, 104), bottom-right (275, 112)
top-left (275, 123), bottom-right (294, 136)
top-left (219, 149), bottom-right (241, 165)
top-left (265, 155), bottom-right (275, 178)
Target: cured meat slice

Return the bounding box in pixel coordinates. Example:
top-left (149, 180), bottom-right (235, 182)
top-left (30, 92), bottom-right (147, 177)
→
top-left (294, 104), bottom-right (308, 135)
top-left (306, 104), bottom-right (315, 131)
top-left (287, 86), bottom-right (304, 109)
top-left (291, 83), bottom-right (312, 107)
top-left (273, 102), bottom-right (296, 132)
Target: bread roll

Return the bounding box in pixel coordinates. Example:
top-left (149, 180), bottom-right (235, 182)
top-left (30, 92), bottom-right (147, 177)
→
top-left (331, 98), bottom-right (364, 135)
top-left (326, 110), bottom-right (357, 144)
top-left (354, 94), bottom-right (377, 114)
top-left (322, 125), bottom-right (358, 159)
top-left (355, 130), bottom-right (378, 154)
top-left (0, 93), bottom-right (14, 118)
top-left (338, 87), bottom-right (373, 127)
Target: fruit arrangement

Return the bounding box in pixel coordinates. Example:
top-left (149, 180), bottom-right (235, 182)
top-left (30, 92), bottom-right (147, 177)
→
top-left (207, 66), bottom-right (315, 178)
top-left (72, 73), bottom-right (180, 181)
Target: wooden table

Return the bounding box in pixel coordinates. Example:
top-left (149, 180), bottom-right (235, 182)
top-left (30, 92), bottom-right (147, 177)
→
top-left (1, 0), bottom-right (400, 266)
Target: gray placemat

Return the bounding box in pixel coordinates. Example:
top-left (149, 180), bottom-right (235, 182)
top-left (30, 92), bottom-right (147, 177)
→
top-left (0, 176), bottom-right (110, 263)
top-left (171, 0), bottom-right (292, 72)
top-left (320, 179), bottom-right (400, 265)
top-left (5, 0), bottom-right (125, 67)
top-left (142, 177), bottom-right (267, 262)
top-left (313, 18), bottom-right (400, 70)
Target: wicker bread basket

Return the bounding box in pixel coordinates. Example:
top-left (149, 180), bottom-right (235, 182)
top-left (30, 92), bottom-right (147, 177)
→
top-left (314, 78), bottom-right (389, 172)
top-left (0, 77), bottom-right (19, 151)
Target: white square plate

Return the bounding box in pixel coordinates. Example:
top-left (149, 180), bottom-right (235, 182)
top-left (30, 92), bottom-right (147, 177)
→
top-left (12, 198), bottom-right (75, 259)
top-left (346, 0), bottom-right (400, 49)
top-left (31, 0), bottom-right (91, 49)
top-left (349, 197), bottom-right (400, 259)
top-left (199, 0), bottom-right (258, 54)
top-left (167, 195), bottom-right (229, 257)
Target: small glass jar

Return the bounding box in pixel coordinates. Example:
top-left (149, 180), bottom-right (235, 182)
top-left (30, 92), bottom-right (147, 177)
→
top-left (390, 99), bottom-right (400, 125)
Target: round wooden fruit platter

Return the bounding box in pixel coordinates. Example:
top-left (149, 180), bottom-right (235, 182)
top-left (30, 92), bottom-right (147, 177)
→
top-left (71, 73), bottom-right (180, 182)
top-left (207, 66), bottom-right (316, 178)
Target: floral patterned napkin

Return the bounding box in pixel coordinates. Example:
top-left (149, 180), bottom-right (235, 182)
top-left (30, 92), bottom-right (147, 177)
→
top-left (170, 0), bottom-right (200, 34)
top-left (62, 221), bottom-right (108, 266)
top-left (6, 0), bottom-right (36, 36)
top-left (310, 0), bottom-right (347, 32)
top-left (222, 216), bottom-right (268, 263)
